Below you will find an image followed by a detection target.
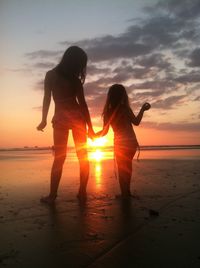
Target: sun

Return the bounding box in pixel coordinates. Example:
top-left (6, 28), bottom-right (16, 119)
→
top-left (90, 149), bottom-right (103, 161)
top-left (88, 137), bottom-right (108, 161)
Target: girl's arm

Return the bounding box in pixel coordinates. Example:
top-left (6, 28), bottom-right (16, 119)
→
top-left (76, 82), bottom-right (94, 137)
top-left (95, 117), bottom-right (110, 138)
top-left (37, 72), bottom-right (52, 131)
top-left (130, 103), bottom-right (151, 126)
top-left (95, 124), bottom-right (109, 138)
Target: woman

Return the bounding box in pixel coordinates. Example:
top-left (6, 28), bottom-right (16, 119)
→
top-left (37, 46), bottom-right (94, 203)
top-left (95, 84), bottom-right (151, 198)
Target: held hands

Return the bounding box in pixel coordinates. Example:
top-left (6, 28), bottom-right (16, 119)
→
top-left (88, 127), bottom-right (95, 140)
top-left (88, 128), bottom-right (101, 140)
top-left (142, 102), bottom-right (151, 111)
top-left (37, 120), bottom-right (47, 131)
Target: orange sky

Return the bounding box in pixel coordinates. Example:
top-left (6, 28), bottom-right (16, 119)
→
top-left (1, 0), bottom-right (200, 148)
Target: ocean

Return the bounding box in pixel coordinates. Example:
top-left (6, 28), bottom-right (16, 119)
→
top-left (0, 145), bottom-right (200, 161)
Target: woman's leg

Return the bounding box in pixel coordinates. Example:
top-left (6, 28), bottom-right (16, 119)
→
top-left (41, 128), bottom-right (68, 203)
top-left (72, 124), bottom-right (89, 198)
top-left (115, 148), bottom-right (136, 197)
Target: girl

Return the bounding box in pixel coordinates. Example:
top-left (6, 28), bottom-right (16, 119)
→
top-left (94, 84), bottom-right (150, 198)
top-left (37, 46), bottom-right (94, 203)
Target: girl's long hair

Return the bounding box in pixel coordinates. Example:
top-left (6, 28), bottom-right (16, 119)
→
top-left (55, 46), bottom-right (87, 84)
top-left (102, 84), bottom-right (131, 121)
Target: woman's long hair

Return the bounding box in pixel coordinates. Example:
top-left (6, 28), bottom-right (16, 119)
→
top-left (55, 46), bottom-right (87, 84)
top-left (102, 84), bottom-right (131, 122)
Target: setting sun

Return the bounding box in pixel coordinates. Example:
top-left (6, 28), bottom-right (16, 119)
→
top-left (89, 149), bottom-right (104, 161)
top-left (88, 137), bottom-right (108, 161)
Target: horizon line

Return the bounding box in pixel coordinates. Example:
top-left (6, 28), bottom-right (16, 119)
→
top-left (0, 144), bottom-right (200, 151)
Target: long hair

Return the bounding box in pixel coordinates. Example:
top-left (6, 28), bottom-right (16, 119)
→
top-left (102, 84), bottom-right (131, 122)
top-left (55, 46), bottom-right (87, 84)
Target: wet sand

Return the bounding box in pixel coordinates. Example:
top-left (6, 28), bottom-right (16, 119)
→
top-left (0, 151), bottom-right (200, 267)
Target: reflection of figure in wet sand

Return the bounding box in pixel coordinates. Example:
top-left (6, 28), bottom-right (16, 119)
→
top-left (37, 46), bottom-right (94, 204)
top-left (94, 84), bottom-right (151, 198)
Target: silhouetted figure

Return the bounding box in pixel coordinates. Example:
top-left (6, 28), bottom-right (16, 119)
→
top-left (37, 46), bottom-right (94, 204)
top-left (94, 84), bottom-right (150, 198)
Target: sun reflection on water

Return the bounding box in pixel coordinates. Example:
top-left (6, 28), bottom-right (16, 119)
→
top-left (95, 162), bottom-right (102, 187)
top-left (88, 148), bottom-right (104, 188)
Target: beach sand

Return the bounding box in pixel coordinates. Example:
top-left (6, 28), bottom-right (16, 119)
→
top-left (0, 151), bottom-right (200, 267)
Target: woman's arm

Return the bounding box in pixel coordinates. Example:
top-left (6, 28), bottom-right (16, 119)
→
top-left (76, 83), bottom-right (94, 137)
top-left (130, 103), bottom-right (151, 126)
top-left (95, 124), bottom-right (109, 138)
top-left (95, 116), bottom-right (110, 138)
top-left (37, 71), bottom-right (52, 131)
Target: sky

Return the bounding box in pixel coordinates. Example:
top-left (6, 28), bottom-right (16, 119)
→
top-left (1, 0), bottom-right (200, 148)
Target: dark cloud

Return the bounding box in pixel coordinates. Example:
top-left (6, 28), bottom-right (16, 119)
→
top-left (86, 42), bottom-right (152, 62)
top-left (113, 64), bottom-right (151, 80)
top-left (143, 121), bottom-right (200, 132)
top-left (175, 71), bottom-right (200, 83)
top-left (25, 50), bottom-right (62, 60)
top-left (187, 48), bottom-right (200, 67)
top-left (151, 95), bottom-right (186, 109)
top-left (136, 53), bottom-right (172, 70)
top-left (33, 62), bottom-right (55, 69)
top-left (28, 0), bottom-right (200, 119)
top-left (194, 96), bottom-right (200, 101)
top-left (156, 0), bottom-right (200, 21)
top-left (84, 81), bottom-right (105, 96)
top-left (134, 90), bottom-right (164, 100)
top-left (86, 64), bottom-right (111, 76)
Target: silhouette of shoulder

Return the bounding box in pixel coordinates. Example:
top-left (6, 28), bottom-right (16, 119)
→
top-left (44, 69), bottom-right (56, 88)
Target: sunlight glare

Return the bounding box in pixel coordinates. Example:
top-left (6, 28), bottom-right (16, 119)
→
top-left (88, 137), bottom-right (107, 147)
top-left (89, 149), bottom-right (103, 161)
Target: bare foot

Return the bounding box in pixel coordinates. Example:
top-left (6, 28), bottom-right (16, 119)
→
top-left (40, 195), bottom-right (57, 205)
top-left (115, 194), bottom-right (131, 200)
top-left (77, 189), bottom-right (87, 202)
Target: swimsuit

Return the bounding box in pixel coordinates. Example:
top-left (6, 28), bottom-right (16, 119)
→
top-left (52, 97), bottom-right (85, 130)
top-left (110, 106), bottom-right (139, 160)
top-left (50, 73), bottom-right (86, 131)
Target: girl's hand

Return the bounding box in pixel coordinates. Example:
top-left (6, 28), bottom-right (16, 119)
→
top-left (37, 121), bottom-right (47, 131)
top-left (142, 102), bottom-right (151, 111)
top-left (93, 131), bottom-right (102, 139)
top-left (88, 127), bottom-right (95, 140)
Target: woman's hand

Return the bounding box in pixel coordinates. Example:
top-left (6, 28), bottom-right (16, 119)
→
top-left (37, 121), bottom-right (47, 131)
top-left (142, 102), bottom-right (151, 111)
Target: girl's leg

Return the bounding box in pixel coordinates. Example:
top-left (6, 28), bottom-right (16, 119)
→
top-left (115, 149), bottom-right (136, 197)
top-left (72, 124), bottom-right (89, 198)
top-left (41, 128), bottom-right (68, 204)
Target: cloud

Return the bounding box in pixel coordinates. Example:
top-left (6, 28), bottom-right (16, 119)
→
top-left (143, 121), bottom-right (200, 132)
top-left (187, 48), bottom-right (200, 67)
top-left (194, 96), bottom-right (200, 101)
top-left (151, 95), bottom-right (187, 109)
top-left (155, 0), bottom-right (200, 21)
top-left (176, 71), bottom-right (200, 83)
top-left (86, 64), bottom-right (111, 76)
top-left (130, 80), bottom-right (176, 90)
top-left (25, 50), bottom-right (62, 60)
top-left (33, 62), bottom-right (55, 69)
top-left (26, 0), bottom-right (200, 121)
top-left (136, 53), bottom-right (172, 70)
